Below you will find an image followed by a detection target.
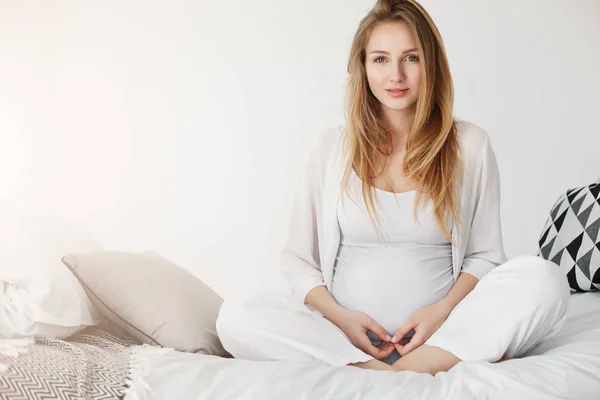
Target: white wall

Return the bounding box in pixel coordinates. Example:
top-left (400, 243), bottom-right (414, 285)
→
top-left (1, 0), bottom-right (599, 299)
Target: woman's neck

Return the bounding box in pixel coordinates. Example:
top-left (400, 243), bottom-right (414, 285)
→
top-left (381, 107), bottom-right (415, 154)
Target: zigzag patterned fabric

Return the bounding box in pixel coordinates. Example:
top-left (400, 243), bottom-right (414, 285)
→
top-left (0, 328), bottom-right (139, 399)
top-left (538, 181), bottom-right (600, 292)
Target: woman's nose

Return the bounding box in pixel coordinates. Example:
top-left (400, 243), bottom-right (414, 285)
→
top-left (389, 63), bottom-right (405, 83)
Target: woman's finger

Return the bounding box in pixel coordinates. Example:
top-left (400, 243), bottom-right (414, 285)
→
top-left (367, 319), bottom-right (393, 342)
top-left (391, 319), bottom-right (417, 344)
top-left (398, 331), bottom-right (425, 356)
top-left (360, 336), bottom-right (393, 359)
top-left (377, 341), bottom-right (395, 358)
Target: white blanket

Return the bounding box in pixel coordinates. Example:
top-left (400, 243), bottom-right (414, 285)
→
top-left (126, 292), bottom-right (600, 400)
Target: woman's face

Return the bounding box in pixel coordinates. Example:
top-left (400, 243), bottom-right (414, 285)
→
top-left (365, 21), bottom-right (422, 116)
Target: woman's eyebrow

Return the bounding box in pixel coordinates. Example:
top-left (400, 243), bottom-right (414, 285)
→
top-left (368, 48), bottom-right (418, 55)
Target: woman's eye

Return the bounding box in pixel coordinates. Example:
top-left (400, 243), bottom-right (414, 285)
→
top-left (374, 56), bottom-right (386, 63)
top-left (405, 55), bottom-right (419, 62)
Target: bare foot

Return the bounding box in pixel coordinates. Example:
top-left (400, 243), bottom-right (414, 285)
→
top-left (348, 359), bottom-right (394, 371)
top-left (391, 345), bottom-right (460, 375)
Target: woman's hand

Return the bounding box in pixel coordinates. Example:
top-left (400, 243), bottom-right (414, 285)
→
top-left (329, 308), bottom-right (395, 360)
top-left (390, 300), bottom-right (453, 356)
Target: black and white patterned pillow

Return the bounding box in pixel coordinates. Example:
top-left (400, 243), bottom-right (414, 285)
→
top-left (538, 181), bottom-right (600, 292)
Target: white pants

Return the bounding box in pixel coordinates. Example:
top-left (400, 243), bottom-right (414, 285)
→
top-left (216, 255), bottom-right (571, 366)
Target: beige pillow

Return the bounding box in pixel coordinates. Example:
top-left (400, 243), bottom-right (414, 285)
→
top-left (62, 251), bottom-right (229, 357)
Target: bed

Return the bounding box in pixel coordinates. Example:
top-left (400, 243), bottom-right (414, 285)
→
top-left (2, 239), bottom-right (600, 399)
top-left (1, 278), bottom-right (599, 400)
top-left (0, 289), bottom-right (598, 400)
top-left (125, 291), bottom-right (600, 400)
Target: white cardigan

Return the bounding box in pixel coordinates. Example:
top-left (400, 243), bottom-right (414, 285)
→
top-left (280, 121), bottom-right (508, 304)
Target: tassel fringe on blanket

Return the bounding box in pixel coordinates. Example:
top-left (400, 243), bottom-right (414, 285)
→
top-left (124, 344), bottom-right (174, 400)
top-left (0, 337), bottom-right (35, 373)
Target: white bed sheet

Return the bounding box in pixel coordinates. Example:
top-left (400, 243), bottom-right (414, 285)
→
top-left (127, 292), bottom-right (600, 400)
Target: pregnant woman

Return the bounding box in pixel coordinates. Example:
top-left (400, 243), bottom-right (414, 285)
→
top-left (216, 0), bottom-right (570, 375)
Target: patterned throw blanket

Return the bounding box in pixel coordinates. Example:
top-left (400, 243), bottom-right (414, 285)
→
top-left (0, 327), bottom-right (141, 400)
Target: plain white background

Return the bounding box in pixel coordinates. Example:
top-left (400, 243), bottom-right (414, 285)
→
top-left (1, 0), bottom-right (599, 299)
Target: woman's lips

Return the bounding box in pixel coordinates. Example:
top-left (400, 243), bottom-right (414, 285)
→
top-left (386, 89), bottom-right (409, 98)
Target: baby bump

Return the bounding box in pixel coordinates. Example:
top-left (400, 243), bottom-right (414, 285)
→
top-left (331, 246), bottom-right (453, 334)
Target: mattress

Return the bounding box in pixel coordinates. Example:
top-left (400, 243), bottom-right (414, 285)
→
top-left (127, 292), bottom-right (600, 400)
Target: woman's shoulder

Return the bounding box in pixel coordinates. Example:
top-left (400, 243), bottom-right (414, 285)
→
top-left (316, 124), bottom-right (345, 148)
top-left (308, 125), bottom-right (345, 161)
top-left (455, 120), bottom-right (494, 164)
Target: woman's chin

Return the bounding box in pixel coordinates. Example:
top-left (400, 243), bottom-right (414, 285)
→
top-left (381, 101), bottom-right (417, 114)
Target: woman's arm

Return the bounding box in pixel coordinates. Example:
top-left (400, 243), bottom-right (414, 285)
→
top-left (279, 134), bottom-right (328, 303)
top-left (437, 272), bottom-right (479, 314)
top-left (307, 285), bottom-right (395, 360)
top-left (305, 286), bottom-right (349, 323)
top-left (459, 135), bottom-right (507, 280)
top-left (436, 132), bottom-right (506, 316)
top-left (390, 270), bottom-right (480, 357)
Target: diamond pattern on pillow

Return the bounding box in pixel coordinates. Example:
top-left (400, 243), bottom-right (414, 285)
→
top-left (538, 181), bottom-right (600, 292)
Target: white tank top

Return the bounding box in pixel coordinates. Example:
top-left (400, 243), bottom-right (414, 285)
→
top-left (331, 170), bottom-right (454, 335)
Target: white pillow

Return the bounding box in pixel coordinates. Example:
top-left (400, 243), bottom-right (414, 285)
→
top-left (0, 202), bottom-right (103, 339)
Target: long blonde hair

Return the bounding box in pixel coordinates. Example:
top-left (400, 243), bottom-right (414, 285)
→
top-left (341, 0), bottom-right (462, 242)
